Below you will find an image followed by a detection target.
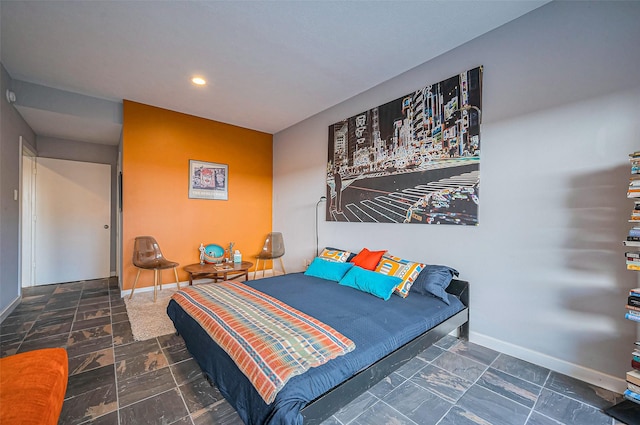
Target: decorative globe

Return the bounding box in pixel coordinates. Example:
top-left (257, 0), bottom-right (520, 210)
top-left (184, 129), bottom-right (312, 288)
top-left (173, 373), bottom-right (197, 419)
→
top-left (203, 243), bottom-right (224, 263)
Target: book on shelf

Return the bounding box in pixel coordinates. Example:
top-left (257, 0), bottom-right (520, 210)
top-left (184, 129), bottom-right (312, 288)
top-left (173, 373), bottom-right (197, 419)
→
top-left (624, 388), bottom-right (640, 404)
top-left (627, 310), bottom-right (640, 318)
top-left (628, 369), bottom-right (640, 386)
top-left (625, 312), bottom-right (640, 322)
top-left (629, 296), bottom-right (640, 307)
top-left (633, 359), bottom-right (640, 370)
top-left (630, 382), bottom-right (640, 394)
top-left (627, 264), bottom-right (640, 271)
top-left (627, 304), bottom-right (640, 312)
top-left (629, 151), bottom-right (640, 158)
top-left (631, 288), bottom-right (640, 297)
top-left (624, 240), bottom-right (640, 247)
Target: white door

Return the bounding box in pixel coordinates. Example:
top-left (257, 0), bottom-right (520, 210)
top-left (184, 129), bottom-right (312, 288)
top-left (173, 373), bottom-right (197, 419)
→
top-left (35, 158), bottom-right (111, 285)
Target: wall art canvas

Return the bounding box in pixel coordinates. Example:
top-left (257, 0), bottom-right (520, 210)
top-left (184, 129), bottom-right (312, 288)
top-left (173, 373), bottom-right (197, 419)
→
top-left (326, 66), bottom-right (482, 225)
top-left (189, 160), bottom-right (228, 200)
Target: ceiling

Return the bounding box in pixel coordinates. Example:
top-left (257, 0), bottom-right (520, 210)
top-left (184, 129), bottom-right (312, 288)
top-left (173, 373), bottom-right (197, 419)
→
top-left (1, 1), bottom-right (549, 145)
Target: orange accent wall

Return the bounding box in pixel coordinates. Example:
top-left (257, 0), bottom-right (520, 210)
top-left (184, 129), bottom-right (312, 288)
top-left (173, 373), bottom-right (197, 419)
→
top-left (122, 101), bottom-right (273, 291)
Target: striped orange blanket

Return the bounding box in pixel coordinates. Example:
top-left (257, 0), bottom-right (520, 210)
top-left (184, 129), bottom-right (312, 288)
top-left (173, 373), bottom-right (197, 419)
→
top-left (171, 282), bottom-right (355, 404)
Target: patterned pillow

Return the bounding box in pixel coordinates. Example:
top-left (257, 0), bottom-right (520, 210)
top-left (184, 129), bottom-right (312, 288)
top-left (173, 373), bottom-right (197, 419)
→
top-left (318, 248), bottom-right (351, 263)
top-left (375, 255), bottom-right (425, 298)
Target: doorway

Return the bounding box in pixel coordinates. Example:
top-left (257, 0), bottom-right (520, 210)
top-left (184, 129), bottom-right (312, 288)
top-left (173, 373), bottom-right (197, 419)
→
top-left (31, 157), bottom-right (111, 285)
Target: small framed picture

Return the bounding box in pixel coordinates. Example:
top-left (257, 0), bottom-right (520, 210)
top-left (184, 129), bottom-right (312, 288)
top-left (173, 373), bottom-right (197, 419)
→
top-left (188, 160), bottom-right (228, 200)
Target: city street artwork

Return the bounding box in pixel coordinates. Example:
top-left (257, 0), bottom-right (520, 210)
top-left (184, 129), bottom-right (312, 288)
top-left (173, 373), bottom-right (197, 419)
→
top-left (326, 66), bottom-right (482, 225)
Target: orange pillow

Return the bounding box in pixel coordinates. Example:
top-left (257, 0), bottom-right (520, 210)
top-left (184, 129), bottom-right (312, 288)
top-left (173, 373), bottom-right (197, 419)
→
top-left (350, 248), bottom-right (386, 270)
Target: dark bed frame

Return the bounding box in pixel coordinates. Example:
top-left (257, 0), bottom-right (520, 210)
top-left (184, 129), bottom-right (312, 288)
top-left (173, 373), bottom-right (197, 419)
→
top-left (300, 278), bottom-right (470, 425)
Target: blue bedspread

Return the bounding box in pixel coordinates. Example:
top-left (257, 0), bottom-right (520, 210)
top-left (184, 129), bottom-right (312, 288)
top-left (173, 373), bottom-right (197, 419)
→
top-left (167, 272), bottom-right (465, 425)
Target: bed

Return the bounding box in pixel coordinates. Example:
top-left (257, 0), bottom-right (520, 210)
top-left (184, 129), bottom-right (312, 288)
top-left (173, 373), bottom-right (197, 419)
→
top-left (167, 270), bottom-right (469, 425)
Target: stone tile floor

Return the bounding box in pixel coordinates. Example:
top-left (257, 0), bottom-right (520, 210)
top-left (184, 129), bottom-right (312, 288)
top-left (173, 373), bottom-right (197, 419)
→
top-left (0, 277), bottom-right (629, 425)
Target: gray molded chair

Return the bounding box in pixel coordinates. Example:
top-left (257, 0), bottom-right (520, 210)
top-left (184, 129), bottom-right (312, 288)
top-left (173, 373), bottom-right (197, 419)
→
top-left (254, 232), bottom-right (286, 279)
top-left (130, 236), bottom-right (180, 302)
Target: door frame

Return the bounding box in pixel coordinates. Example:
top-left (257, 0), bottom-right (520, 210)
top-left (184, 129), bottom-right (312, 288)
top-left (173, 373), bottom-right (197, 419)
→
top-left (19, 136), bottom-right (37, 288)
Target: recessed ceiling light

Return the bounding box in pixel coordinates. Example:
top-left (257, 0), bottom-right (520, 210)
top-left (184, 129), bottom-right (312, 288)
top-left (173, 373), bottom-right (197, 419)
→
top-left (191, 77), bottom-right (206, 86)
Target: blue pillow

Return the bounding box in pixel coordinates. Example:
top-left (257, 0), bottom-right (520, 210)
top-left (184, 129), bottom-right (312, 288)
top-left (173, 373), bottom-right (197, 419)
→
top-left (410, 265), bottom-right (459, 305)
top-left (304, 257), bottom-right (354, 282)
top-left (338, 266), bottom-right (402, 301)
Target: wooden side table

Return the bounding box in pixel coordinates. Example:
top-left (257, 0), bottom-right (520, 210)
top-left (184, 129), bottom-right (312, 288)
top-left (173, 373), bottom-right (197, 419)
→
top-left (183, 261), bottom-right (254, 285)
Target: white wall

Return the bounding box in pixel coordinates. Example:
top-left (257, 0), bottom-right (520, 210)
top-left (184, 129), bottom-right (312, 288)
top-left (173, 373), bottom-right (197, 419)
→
top-left (273, 1), bottom-right (640, 392)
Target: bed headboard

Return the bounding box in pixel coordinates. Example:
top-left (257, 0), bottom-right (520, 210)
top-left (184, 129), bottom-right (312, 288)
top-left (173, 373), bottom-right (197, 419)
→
top-left (446, 278), bottom-right (469, 339)
top-left (446, 278), bottom-right (469, 307)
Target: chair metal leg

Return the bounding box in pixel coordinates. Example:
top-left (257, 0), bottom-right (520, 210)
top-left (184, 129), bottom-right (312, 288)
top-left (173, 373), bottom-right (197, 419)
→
top-left (158, 269), bottom-right (163, 290)
top-left (130, 269), bottom-right (142, 299)
top-left (173, 267), bottom-right (180, 289)
top-left (154, 269), bottom-right (158, 302)
top-left (254, 259), bottom-right (260, 280)
top-left (279, 257), bottom-right (286, 275)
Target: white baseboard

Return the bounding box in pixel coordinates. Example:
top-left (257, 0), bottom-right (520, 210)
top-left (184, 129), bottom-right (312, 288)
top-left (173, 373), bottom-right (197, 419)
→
top-left (120, 281), bottom-right (185, 298)
top-left (1, 295), bottom-right (21, 323)
top-left (251, 268), bottom-right (283, 279)
top-left (118, 270), bottom-right (283, 298)
top-left (470, 331), bottom-right (626, 394)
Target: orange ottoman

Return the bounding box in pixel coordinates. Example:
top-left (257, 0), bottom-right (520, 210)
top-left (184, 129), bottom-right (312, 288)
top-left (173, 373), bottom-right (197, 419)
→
top-left (0, 348), bottom-right (68, 425)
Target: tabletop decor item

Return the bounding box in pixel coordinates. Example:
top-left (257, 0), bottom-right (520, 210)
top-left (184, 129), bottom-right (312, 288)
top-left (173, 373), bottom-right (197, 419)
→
top-left (203, 243), bottom-right (225, 264)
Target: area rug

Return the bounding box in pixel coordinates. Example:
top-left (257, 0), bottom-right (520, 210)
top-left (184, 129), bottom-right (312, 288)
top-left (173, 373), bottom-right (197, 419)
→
top-left (124, 288), bottom-right (177, 341)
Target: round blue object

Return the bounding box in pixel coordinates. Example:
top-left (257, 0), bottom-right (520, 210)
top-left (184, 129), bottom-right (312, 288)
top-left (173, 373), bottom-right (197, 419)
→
top-left (203, 243), bottom-right (224, 263)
